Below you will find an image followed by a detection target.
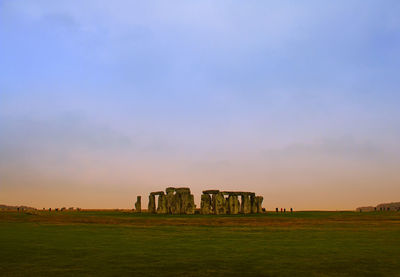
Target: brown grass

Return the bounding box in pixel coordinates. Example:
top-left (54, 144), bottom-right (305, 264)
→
top-left (1, 210), bottom-right (399, 230)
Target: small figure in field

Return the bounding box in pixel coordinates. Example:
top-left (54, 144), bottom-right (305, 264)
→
top-left (284, 208), bottom-right (286, 213)
top-left (290, 208), bottom-right (293, 213)
top-left (276, 208), bottom-right (278, 213)
top-left (281, 208), bottom-right (283, 213)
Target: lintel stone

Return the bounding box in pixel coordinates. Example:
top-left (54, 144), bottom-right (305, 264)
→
top-left (203, 190), bottom-right (220, 194)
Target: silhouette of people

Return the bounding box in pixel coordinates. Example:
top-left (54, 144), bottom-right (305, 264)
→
top-left (290, 208), bottom-right (293, 213)
top-left (276, 208), bottom-right (278, 213)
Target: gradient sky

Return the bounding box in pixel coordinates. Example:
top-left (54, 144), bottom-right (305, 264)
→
top-left (1, 1), bottom-right (400, 210)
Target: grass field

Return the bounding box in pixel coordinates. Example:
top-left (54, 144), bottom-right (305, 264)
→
top-left (1, 211), bottom-right (399, 276)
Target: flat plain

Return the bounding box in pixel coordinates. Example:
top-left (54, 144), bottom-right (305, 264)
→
top-left (1, 211), bottom-right (399, 276)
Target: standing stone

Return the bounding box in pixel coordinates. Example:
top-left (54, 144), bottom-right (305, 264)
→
top-left (235, 196), bottom-right (240, 214)
top-left (256, 196), bottom-right (263, 213)
top-left (228, 195), bottom-right (240, 214)
top-left (200, 194), bottom-right (212, 214)
top-left (166, 188), bottom-right (175, 214)
top-left (168, 187), bottom-right (192, 214)
top-left (148, 194), bottom-right (156, 213)
top-left (135, 196), bottom-right (141, 213)
top-left (214, 192), bottom-right (227, 214)
top-left (227, 195), bottom-right (234, 214)
top-left (174, 188), bottom-right (195, 214)
top-left (241, 194), bottom-right (251, 214)
top-left (211, 194), bottom-right (216, 214)
top-left (147, 187), bottom-right (263, 215)
top-left (179, 190), bottom-right (190, 214)
top-left (185, 194), bottom-right (195, 214)
top-left (170, 192), bottom-right (181, 214)
top-left (157, 193), bottom-right (167, 214)
top-left (251, 195), bottom-right (258, 214)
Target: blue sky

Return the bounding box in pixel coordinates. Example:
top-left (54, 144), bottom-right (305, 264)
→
top-left (1, 1), bottom-right (400, 209)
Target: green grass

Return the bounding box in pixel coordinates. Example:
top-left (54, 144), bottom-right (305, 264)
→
top-left (1, 211), bottom-right (399, 276)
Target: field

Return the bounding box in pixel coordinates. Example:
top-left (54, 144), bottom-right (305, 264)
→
top-left (1, 211), bottom-right (400, 276)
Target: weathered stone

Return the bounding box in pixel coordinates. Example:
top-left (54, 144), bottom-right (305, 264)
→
top-left (148, 194), bottom-right (156, 213)
top-left (185, 194), bottom-right (195, 214)
top-left (222, 191), bottom-right (255, 196)
top-left (228, 195), bottom-right (240, 214)
top-left (175, 189), bottom-right (195, 214)
top-left (221, 191), bottom-right (253, 196)
top-left (166, 189), bottom-right (175, 214)
top-left (150, 191), bottom-right (164, 195)
top-left (203, 190), bottom-right (220, 194)
top-left (179, 191), bottom-right (189, 214)
top-left (250, 195), bottom-right (258, 213)
top-left (214, 192), bottom-right (227, 214)
top-left (147, 186), bottom-right (263, 215)
top-left (170, 193), bottom-right (181, 214)
top-left (157, 193), bottom-right (167, 214)
top-left (175, 187), bottom-right (191, 194)
top-left (235, 196), bottom-right (241, 213)
top-left (221, 191), bottom-right (239, 196)
top-left (211, 194), bottom-right (216, 213)
top-left (135, 196), bottom-right (141, 213)
top-left (200, 194), bottom-right (212, 214)
top-left (241, 194), bottom-right (251, 214)
top-left (256, 196), bottom-right (263, 213)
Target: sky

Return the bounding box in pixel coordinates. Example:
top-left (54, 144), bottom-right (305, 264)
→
top-left (1, 1), bottom-right (400, 210)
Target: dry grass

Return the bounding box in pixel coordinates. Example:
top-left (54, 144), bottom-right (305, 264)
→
top-left (1, 210), bottom-right (399, 229)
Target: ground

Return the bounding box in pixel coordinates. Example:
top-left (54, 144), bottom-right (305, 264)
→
top-left (0, 211), bottom-right (399, 276)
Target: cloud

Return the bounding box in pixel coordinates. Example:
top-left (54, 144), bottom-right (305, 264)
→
top-left (1, 1), bottom-right (400, 208)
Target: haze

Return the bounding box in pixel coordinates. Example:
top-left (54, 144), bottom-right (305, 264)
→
top-left (1, 1), bottom-right (400, 210)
